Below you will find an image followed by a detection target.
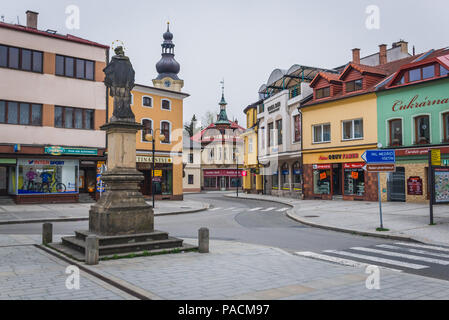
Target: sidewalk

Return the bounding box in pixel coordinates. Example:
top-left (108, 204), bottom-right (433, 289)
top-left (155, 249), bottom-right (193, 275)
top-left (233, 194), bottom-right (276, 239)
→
top-left (1, 234), bottom-right (449, 300)
top-left (225, 193), bottom-right (449, 246)
top-left (0, 199), bottom-right (209, 225)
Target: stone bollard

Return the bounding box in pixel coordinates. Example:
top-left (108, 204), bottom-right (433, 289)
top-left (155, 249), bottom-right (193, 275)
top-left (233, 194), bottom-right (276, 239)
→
top-left (42, 223), bottom-right (53, 245)
top-left (85, 236), bottom-right (99, 265)
top-left (198, 228), bottom-right (209, 254)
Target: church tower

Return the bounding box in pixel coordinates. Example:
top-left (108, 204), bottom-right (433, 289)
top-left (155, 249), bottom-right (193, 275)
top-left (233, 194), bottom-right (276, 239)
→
top-left (153, 22), bottom-right (184, 92)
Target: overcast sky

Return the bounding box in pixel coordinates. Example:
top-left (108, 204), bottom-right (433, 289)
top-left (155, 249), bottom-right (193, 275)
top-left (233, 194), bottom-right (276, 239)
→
top-left (3, 0), bottom-right (449, 126)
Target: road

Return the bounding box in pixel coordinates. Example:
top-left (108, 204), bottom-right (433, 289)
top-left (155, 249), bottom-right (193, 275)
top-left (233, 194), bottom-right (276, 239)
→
top-left (1, 192), bottom-right (448, 281)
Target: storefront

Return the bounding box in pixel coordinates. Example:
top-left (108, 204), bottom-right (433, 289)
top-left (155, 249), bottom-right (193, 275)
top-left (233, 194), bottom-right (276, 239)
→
top-left (304, 148), bottom-right (378, 201)
top-left (203, 169), bottom-right (242, 191)
top-left (136, 155), bottom-right (174, 200)
top-left (268, 160), bottom-right (303, 198)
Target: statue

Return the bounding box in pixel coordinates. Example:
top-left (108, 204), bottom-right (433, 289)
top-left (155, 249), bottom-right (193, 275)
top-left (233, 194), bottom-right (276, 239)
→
top-left (103, 46), bottom-right (136, 122)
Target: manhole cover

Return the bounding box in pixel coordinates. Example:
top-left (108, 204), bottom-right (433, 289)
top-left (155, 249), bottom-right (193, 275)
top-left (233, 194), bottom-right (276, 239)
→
top-left (304, 215), bottom-right (320, 218)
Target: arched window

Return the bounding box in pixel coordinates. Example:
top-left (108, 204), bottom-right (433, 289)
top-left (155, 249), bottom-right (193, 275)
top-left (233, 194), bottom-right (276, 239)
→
top-left (161, 99), bottom-right (171, 111)
top-left (142, 96), bottom-right (152, 107)
top-left (142, 119), bottom-right (152, 142)
top-left (161, 121), bottom-right (170, 143)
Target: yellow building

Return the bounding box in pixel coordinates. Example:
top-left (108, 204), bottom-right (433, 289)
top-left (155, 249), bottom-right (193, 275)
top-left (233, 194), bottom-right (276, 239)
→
top-left (241, 101), bottom-right (263, 193)
top-left (108, 24), bottom-right (189, 200)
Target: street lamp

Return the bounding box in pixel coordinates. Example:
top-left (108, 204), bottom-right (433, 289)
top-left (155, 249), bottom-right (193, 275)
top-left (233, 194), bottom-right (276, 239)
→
top-left (235, 151), bottom-right (240, 197)
top-left (145, 130), bottom-right (166, 209)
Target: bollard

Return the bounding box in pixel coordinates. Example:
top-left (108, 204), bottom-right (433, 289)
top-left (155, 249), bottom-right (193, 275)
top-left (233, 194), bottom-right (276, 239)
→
top-left (198, 228), bottom-right (209, 254)
top-left (85, 236), bottom-right (99, 265)
top-left (42, 223), bottom-right (53, 245)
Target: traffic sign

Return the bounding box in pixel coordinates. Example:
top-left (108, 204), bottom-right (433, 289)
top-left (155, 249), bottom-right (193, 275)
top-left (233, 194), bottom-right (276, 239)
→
top-left (361, 150), bottom-right (395, 164)
top-left (364, 164), bottom-right (396, 172)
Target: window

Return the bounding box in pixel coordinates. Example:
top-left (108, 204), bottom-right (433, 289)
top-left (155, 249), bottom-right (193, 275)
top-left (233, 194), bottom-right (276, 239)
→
top-left (218, 147), bottom-right (222, 160)
top-left (0, 44), bottom-right (43, 72)
top-left (344, 164), bottom-right (365, 196)
top-left (143, 97), bottom-right (152, 107)
top-left (345, 79), bottom-right (363, 93)
top-left (162, 99), bottom-right (171, 110)
top-left (0, 100), bottom-right (42, 126)
top-left (313, 167), bottom-right (331, 195)
top-left (281, 163), bottom-right (289, 190)
top-left (0, 45), bottom-right (7, 67)
top-left (293, 115), bottom-right (301, 142)
top-left (258, 103), bottom-right (264, 113)
top-left (316, 87), bottom-right (330, 99)
top-left (204, 177), bottom-right (216, 188)
top-left (415, 115), bottom-right (430, 144)
top-left (409, 68), bottom-right (421, 82)
top-left (389, 119), bottom-right (403, 146)
top-left (268, 122), bottom-right (274, 146)
top-left (189, 153), bottom-right (194, 163)
top-left (395, 75), bottom-right (405, 85)
top-left (313, 123), bottom-right (331, 143)
top-left (292, 162), bottom-right (302, 191)
top-left (441, 65), bottom-right (449, 77)
top-left (55, 55), bottom-right (94, 80)
top-left (248, 137), bottom-right (253, 153)
top-left (54, 106), bottom-right (95, 129)
top-left (272, 172), bottom-right (279, 190)
top-left (208, 148), bottom-right (214, 160)
top-left (422, 65), bottom-right (435, 79)
top-left (342, 119), bottom-right (363, 140)
top-left (188, 175), bottom-right (194, 185)
top-left (161, 121), bottom-right (170, 143)
top-left (21, 49), bottom-right (32, 71)
top-left (8, 47), bottom-right (19, 69)
top-left (276, 119), bottom-right (282, 145)
top-left (260, 127), bottom-right (265, 149)
top-left (141, 119), bottom-right (152, 142)
top-left (443, 113), bottom-right (449, 142)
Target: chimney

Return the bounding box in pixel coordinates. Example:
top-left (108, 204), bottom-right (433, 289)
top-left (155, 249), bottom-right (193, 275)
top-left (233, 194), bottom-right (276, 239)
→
top-left (352, 48), bottom-right (360, 64)
top-left (379, 44), bottom-right (387, 65)
top-left (26, 10), bottom-right (38, 29)
top-left (392, 40), bottom-right (409, 55)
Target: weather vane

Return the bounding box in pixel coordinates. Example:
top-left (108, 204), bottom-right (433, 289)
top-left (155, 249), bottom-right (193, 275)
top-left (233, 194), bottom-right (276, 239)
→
top-left (220, 79), bottom-right (225, 96)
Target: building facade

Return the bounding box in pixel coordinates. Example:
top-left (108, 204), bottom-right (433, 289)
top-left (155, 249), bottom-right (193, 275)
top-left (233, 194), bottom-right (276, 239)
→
top-left (108, 24), bottom-right (189, 200)
top-left (376, 48), bottom-right (449, 203)
top-left (182, 132), bottom-right (201, 193)
top-left (0, 11), bottom-right (108, 204)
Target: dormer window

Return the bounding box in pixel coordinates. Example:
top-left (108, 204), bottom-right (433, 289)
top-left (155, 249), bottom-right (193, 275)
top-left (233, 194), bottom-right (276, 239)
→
top-left (422, 65), bottom-right (435, 79)
top-left (345, 79), bottom-right (363, 93)
top-left (441, 65), bottom-right (449, 77)
top-left (316, 87), bottom-right (330, 99)
top-left (395, 75), bottom-right (405, 85)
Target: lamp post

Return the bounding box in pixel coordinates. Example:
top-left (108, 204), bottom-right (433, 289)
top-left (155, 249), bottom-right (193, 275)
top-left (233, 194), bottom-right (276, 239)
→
top-left (235, 151), bottom-right (240, 197)
top-left (145, 130), bottom-right (165, 209)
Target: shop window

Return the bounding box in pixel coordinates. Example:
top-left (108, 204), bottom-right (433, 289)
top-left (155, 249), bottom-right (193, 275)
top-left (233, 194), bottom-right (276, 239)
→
top-left (204, 177), bottom-right (216, 188)
top-left (414, 115), bottom-right (430, 144)
top-left (55, 54), bottom-right (94, 80)
top-left (268, 123), bottom-right (274, 146)
top-left (162, 99), bottom-right (171, 110)
top-left (293, 115), bottom-right (301, 142)
top-left (281, 163), bottom-right (289, 190)
top-left (0, 100), bottom-right (42, 126)
top-left (313, 168), bottom-right (331, 195)
top-left (230, 177), bottom-right (241, 188)
top-left (344, 164), bottom-right (365, 196)
top-left (342, 119), bottom-right (363, 140)
top-left (188, 175), bottom-right (194, 185)
top-left (389, 119), bottom-right (403, 146)
top-left (143, 97), bottom-right (152, 107)
top-left (141, 119), bottom-right (152, 142)
top-left (443, 113), bottom-right (449, 142)
top-left (17, 159), bottom-right (78, 195)
top-left (345, 79), bottom-right (363, 93)
top-left (161, 121), bottom-right (170, 143)
top-left (54, 106), bottom-right (94, 130)
top-left (316, 87), bottom-right (330, 99)
top-left (272, 173), bottom-right (279, 190)
top-left (440, 65), bottom-right (449, 77)
top-left (313, 123), bottom-right (331, 143)
top-left (292, 162), bottom-right (302, 191)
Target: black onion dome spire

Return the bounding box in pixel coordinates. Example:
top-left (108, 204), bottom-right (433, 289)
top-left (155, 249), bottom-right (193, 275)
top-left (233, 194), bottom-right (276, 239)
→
top-left (156, 22), bottom-right (181, 80)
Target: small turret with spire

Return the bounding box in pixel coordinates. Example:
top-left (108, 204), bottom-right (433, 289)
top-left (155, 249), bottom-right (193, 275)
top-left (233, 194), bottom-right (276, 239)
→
top-left (216, 79), bottom-right (230, 125)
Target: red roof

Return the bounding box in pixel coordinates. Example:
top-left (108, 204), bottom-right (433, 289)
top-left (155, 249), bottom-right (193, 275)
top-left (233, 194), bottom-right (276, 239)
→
top-left (339, 63), bottom-right (387, 80)
top-left (0, 22), bottom-right (109, 49)
top-left (191, 121), bottom-right (244, 143)
top-left (310, 72), bottom-right (341, 87)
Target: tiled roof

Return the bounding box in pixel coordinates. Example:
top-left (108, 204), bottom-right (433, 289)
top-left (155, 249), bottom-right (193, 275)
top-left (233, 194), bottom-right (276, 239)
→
top-left (0, 22), bottom-right (109, 49)
top-left (339, 63), bottom-right (387, 80)
top-left (310, 72), bottom-right (341, 86)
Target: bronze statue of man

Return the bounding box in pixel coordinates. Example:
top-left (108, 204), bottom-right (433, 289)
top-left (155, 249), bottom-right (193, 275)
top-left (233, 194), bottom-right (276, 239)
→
top-left (103, 46), bottom-right (136, 122)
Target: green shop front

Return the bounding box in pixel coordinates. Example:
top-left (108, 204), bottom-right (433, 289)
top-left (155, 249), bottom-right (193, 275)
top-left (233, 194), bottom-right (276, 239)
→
top-left (377, 78), bottom-right (449, 203)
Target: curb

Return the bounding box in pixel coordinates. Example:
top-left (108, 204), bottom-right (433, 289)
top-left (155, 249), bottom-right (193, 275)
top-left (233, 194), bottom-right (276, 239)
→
top-left (224, 194), bottom-right (295, 207)
top-left (0, 204), bottom-right (210, 226)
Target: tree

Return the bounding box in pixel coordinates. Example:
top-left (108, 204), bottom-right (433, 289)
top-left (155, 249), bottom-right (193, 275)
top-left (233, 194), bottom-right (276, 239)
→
top-left (184, 114), bottom-right (198, 137)
top-left (201, 111), bottom-right (216, 129)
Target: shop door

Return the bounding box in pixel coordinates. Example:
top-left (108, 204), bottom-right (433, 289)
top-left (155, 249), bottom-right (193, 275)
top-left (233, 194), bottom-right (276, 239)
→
top-left (387, 167), bottom-right (406, 202)
top-left (332, 164), bottom-right (342, 195)
top-left (0, 167), bottom-right (7, 195)
top-left (79, 169), bottom-right (86, 192)
top-left (220, 177), bottom-right (227, 190)
top-left (139, 170), bottom-right (152, 196)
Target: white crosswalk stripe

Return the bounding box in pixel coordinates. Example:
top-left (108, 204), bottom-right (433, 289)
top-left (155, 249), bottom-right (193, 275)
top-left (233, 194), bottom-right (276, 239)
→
top-left (376, 244), bottom-right (449, 259)
top-left (261, 207), bottom-right (276, 212)
top-left (209, 207), bottom-right (222, 211)
top-left (395, 242), bottom-right (449, 253)
top-left (249, 207), bottom-right (263, 211)
top-left (276, 208), bottom-right (289, 212)
top-left (225, 207), bottom-right (236, 211)
top-left (351, 247), bottom-right (449, 265)
top-left (295, 251), bottom-right (401, 272)
top-left (232, 208), bottom-right (244, 212)
top-left (323, 250), bottom-right (428, 269)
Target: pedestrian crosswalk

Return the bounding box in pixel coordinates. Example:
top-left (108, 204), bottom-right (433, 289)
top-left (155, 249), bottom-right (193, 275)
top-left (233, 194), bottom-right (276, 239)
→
top-left (295, 242), bottom-right (449, 274)
top-left (208, 206), bottom-right (290, 213)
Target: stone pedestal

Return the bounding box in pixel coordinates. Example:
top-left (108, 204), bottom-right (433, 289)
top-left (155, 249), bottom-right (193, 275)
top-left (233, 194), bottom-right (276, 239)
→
top-left (89, 122), bottom-right (154, 236)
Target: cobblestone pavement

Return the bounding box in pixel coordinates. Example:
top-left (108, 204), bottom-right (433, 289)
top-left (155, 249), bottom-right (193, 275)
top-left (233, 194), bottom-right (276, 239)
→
top-left (88, 239), bottom-right (449, 300)
top-left (0, 244), bottom-right (135, 300)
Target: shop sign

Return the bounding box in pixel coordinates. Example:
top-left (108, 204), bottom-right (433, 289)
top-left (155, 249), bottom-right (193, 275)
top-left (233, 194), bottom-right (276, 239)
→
top-left (45, 146), bottom-right (98, 156)
top-left (319, 153), bottom-right (359, 161)
top-left (136, 156), bottom-right (173, 164)
top-left (293, 169), bottom-right (302, 175)
top-left (313, 164), bottom-right (331, 170)
top-left (0, 158), bottom-right (16, 164)
top-left (343, 163), bottom-right (365, 169)
top-left (320, 172), bottom-right (327, 180)
top-left (282, 170), bottom-right (289, 175)
top-left (391, 95), bottom-right (449, 112)
top-left (242, 171), bottom-right (247, 177)
top-left (431, 149), bottom-right (441, 166)
top-left (27, 160), bottom-right (65, 166)
top-left (407, 176), bottom-right (423, 196)
top-left (364, 164), bottom-right (396, 172)
top-left (434, 168), bottom-right (449, 203)
top-left (203, 169), bottom-right (242, 177)
top-left (152, 170), bottom-right (163, 177)
top-left (351, 171), bottom-right (359, 179)
top-left (395, 146), bottom-right (449, 157)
